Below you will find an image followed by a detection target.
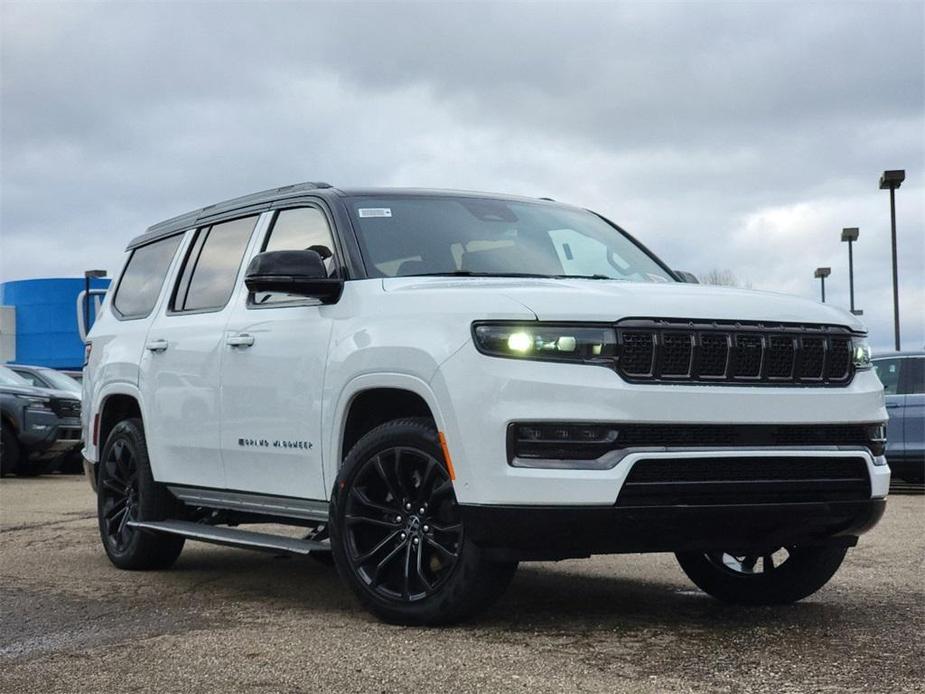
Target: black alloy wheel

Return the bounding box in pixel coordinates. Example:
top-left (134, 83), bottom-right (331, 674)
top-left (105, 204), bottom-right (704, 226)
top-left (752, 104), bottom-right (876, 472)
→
top-left (99, 437), bottom-right (140, 553)
top-left (331, 417), bottom-right (517, 625)
top-left (343, 445), bottom-right (462, 601)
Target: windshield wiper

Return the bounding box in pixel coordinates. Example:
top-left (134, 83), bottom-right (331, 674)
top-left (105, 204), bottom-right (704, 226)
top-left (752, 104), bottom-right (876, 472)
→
top-left (405, 271), bottom-right (624, 280)
top-left (407, 271), bottom-right (553, 278)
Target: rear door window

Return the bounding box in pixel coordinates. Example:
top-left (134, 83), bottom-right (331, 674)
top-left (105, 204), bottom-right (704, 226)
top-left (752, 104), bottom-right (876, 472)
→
top-left (113, 234), bottom-right (183, 319)
top-left (172, 216), bottom-right (257, 313)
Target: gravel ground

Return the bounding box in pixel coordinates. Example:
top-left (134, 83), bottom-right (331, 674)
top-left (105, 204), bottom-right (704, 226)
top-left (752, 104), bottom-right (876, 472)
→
top-left (1, 476), bottom-right (922, 693)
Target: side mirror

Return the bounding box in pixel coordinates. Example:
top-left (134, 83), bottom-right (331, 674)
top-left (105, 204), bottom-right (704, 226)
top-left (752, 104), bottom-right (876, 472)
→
top-left (244, 250), bottom-right (344, 304)
top-left (674, 270), bottom-right (700, 284)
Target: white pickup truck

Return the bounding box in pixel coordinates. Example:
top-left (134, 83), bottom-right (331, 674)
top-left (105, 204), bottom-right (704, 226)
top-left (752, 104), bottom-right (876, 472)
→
top-left (82, 183), bottom-right (888, 625)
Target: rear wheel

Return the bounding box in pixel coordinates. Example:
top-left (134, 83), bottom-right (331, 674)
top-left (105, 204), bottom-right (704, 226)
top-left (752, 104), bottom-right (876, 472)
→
top-left (676, 545), bottom-right (848, 605)
top-left (97, 418), bottom-right (185, 570)
top-left (331, 417), bottom-right (517, 625)
top-left (1, 424), bottom-right (20, 476)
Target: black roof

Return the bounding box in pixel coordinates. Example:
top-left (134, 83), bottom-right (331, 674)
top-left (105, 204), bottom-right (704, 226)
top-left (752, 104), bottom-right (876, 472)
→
top-left (126, 183), bottom-right (574, 250)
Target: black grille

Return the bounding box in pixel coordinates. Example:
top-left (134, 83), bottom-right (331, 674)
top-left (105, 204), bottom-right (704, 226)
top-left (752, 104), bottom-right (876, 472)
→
top-left (509, 422), bottom-right (884, 461)
top-left (617, 456), bottom-right (871, 506)
top-left (615, 319), bottom-right (856, 386)
top-left (51, 399), bottom-right (81, 418)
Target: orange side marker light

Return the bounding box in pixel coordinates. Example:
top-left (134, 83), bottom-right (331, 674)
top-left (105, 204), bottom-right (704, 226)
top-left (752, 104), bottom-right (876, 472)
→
top-left (438, 431), bottom-right (456, 481)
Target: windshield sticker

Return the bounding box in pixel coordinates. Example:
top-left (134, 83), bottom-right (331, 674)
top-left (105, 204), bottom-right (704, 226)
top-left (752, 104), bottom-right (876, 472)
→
top-left (358, 207), bottom-right (392, 218)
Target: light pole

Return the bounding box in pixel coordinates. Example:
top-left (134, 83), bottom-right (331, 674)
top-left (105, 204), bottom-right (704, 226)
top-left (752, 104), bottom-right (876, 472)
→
top-left (879, 169), bottom-right (905, 351)
top-left (814, 267), bottom-right (831, 303)
top-left (841, 227), bottom-right (860, 314)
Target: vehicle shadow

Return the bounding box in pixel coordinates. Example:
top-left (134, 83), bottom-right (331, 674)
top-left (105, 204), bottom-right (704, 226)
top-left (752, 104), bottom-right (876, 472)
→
top-left (165, 546), bottom-right (872, 635)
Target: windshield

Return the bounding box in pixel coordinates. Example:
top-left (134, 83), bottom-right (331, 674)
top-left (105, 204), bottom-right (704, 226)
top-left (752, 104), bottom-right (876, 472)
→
top-left (0, 365), bottom-right (31, 387)
top-left (347, 196), bottom-right (675, 282)
top-left (37, 369), bottom-right (82, 394)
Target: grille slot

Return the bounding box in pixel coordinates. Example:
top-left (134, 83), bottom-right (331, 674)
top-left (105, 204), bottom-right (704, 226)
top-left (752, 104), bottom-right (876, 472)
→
top-left (51, 399), bottom-right (81, 418)
top-left (620, 332), bottom-right (655, 375)
top-left (615, 319), bottom-right (857, 386)
top-left (617, 456), bottom-right (871, 506)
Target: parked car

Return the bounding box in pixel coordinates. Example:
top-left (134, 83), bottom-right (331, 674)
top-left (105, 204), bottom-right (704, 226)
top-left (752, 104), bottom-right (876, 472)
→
top-left (0, 365), bottom-right (82, 476)
top-left (83, 183), bottom-right (888, 625)
top-left (9, 365), bottom-right (82, 395)
top-left (873, 352), bottom-right (924, 483)
top-left (8, 365), bottom-right (84, 473)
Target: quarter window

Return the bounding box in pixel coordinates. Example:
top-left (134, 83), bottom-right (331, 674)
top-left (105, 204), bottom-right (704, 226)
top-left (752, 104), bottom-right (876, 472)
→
top-left (113, 235), bottom-right (183, 319)
top-left (173, 216), bottom-right (257, 312)
top-left (252, 207), bottom-right (337, 305)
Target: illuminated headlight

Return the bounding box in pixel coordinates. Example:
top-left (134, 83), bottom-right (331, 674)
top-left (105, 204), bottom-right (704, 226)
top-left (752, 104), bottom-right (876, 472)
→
top-left (473, 323), bottom-right (617, 363)
top-left (851, 337), bottom-right (872, 369)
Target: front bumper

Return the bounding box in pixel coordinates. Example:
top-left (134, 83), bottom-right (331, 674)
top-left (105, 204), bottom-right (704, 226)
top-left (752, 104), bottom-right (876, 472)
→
top-left (461, 498), bottom-right (886, 561)
top-left (433, 344), bottom-right (888, 506)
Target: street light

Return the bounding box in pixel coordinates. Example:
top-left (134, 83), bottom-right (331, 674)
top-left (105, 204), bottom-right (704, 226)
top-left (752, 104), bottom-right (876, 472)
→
top-left (841, 227), bottom-right (860, 314)
top-left (879, 169), bottom-right (905, 351)
top-left (814, 267), bottom-right (831, 303)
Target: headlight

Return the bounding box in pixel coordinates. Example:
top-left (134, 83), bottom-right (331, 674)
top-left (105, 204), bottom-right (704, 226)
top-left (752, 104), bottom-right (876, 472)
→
top-left (472, 322), bottom-right (617, 363)
top-left (851, 337), bottom-right (872, 369)
top-left (19, 394), bottom-right (54, 413)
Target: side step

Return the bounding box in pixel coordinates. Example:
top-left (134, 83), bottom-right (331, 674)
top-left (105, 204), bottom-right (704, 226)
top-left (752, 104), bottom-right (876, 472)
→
top-left (127, 520), bottom-right (330, 556)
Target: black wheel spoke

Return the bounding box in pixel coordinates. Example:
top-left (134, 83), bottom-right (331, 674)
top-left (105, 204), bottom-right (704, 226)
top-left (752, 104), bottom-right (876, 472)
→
top-left (424, 535), bottom-right (458, 559)
top-left (350, 487), bottom-right (397, 515)
top-left (428, 521), bottom-right (462, 534)
top-left (353, 530), bottom-right (402, 565)
top-left (345, 513), bottom-right (400, 529)
top-left (415, 541), bottom-right (433, 591)
top-left (373, 456), bottom-right (402, 505)
top-left (417, 458), bottom-right (439, 503)
top-left (430, 479), bottom-right (453, 500)
top-left (402, 541), bottom-right (413, 598)
top-left (763, 554), bottom-right (775, 571)
top-left (371, 538), bottom-right (409, 586)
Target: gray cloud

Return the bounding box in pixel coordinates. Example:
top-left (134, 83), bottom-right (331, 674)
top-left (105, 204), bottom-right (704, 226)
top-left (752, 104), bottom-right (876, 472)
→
top-left (1, 1), bottom-right (922, 351)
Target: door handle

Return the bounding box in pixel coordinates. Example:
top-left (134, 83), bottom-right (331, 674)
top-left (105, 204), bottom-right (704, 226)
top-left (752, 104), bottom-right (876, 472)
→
top-left (885, 402), bottom-right (900, 409)
top-left (226, 334), bottom-right (255, 348)
top-left (145, 339), bottom-right (168, 352)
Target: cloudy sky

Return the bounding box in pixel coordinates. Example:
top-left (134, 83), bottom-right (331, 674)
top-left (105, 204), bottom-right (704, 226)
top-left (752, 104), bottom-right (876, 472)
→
top-left (1, 1), bottom-right (923, 351)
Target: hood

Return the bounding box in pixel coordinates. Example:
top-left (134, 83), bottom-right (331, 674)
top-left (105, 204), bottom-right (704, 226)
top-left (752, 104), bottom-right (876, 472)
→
top-left (382, 278), bottom-right (866, 331)
top-left (0, 383), bottom-right (78, 400)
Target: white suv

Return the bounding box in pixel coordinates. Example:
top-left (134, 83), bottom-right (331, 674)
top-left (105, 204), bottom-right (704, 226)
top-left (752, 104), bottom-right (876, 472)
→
top-left (83, 182), bottom-right (889, 625)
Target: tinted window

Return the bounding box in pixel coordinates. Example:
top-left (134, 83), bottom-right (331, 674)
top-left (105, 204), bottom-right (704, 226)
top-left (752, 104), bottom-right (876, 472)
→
top-left (113, 235), bottom-right (183, 319)
top-left (11, 369), bottom-right (43, 388)
top-left (873, 358), bottom-right (901, 395)
top-left (173, 216), bottom-right (257, 312)
top-left (252, 207), bottom-right (337, 305)
top-left (902, 357), bottom-right (924, 395)
top-left (347, 196), bottom-right (674, 282)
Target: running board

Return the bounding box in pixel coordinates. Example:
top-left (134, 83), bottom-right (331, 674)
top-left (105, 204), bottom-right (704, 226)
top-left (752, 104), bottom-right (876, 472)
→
top-left (127, 520), bottom-right (330, 556)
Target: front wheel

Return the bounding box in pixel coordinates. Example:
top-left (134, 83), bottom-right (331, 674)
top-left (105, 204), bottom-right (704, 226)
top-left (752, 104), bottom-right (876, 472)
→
top-left (676, 545), bottom-right (848, 605)
top-left (330, 418), bottom-right (517, 625)
top-left (97, 418), bottom-right (185, 570)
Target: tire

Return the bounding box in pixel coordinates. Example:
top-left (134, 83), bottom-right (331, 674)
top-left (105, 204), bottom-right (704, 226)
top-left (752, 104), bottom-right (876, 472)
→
top-left (1, 423), bottom-right (20, 476)
top-left (330, 417), bottom-right (517, 625)
top-left (676, 545), bottom-right (849, 605)
top-left (97, 417), bottom-right (185, 570)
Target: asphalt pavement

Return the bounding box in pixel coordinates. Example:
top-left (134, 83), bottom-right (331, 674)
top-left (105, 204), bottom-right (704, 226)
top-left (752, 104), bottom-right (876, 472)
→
top-left (1, 476), bottom-right (922, 693)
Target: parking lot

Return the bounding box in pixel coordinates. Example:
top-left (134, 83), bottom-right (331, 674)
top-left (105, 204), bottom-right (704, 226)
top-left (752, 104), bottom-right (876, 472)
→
top-left (1, 476), bottom-right (922, 694)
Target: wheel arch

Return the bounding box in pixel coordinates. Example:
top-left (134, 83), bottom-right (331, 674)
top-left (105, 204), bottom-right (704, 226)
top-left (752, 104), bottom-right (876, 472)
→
top-left (97, 390), bottom-right (143, 463)
top-left (328, 374), bottom-right (448, 490)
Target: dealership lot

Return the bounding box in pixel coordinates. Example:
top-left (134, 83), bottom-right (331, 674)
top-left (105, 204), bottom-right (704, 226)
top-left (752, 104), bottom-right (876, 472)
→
top-left (1, 476), bottom-right (922, 694)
